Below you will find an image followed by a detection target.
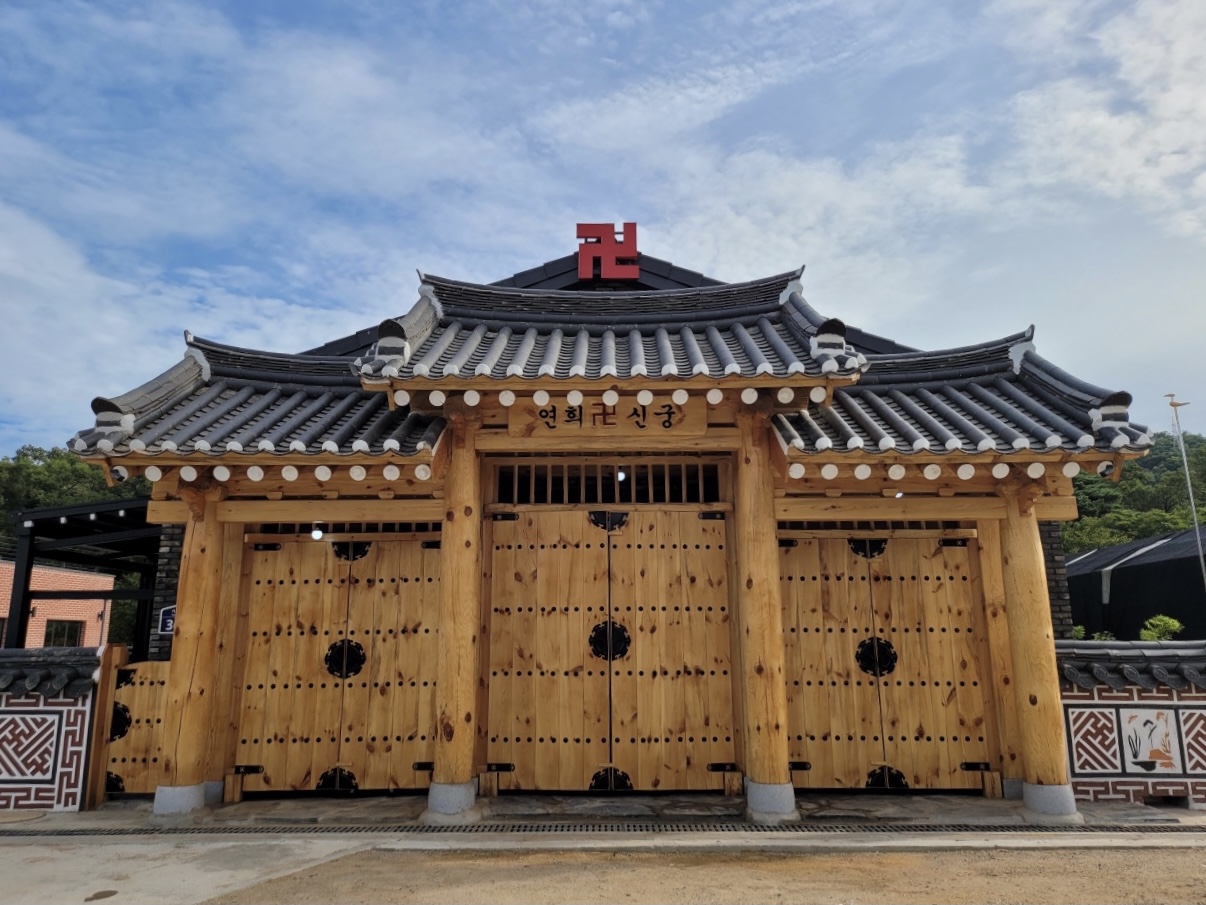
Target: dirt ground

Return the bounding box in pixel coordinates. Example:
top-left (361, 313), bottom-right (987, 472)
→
top-left (202, 848), bottom-right (1206, 905)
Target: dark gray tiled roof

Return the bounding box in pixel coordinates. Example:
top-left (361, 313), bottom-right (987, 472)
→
top-left (69, 336), bottom-right (443, 458)
top-left (356, 271), bottom-right (868, 382)
top-left (492, 252), bottom-right (724, 292)
top-left (1056, 640), bottom-right (1206, 691)
top-left (0, 647), bottom-right (101, 699)
top-left (772, 330), bottom-right (1151, 456)
top-left (69, 266), bottom-right (1148, 462)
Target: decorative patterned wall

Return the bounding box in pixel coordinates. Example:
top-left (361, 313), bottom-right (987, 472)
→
top-left (0, 692), bottom-right (92, 810)
top-left (1063, 683), bottom-right (1206, 807)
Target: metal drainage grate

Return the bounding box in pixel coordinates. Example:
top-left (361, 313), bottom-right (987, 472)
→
top-left (0, 821), bottom-right (1203, 838)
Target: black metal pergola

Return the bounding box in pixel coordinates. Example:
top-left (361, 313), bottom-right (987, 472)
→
top-left (3, 498), bottom-right (162, 659)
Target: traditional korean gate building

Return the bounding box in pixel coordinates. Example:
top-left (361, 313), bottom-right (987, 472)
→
top-left (69, 225), bottom-right (1151, 823)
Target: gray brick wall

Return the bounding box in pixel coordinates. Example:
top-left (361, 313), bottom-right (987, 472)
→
top-left (1041, 520), bottom-right (1074, 640)
top-left (148, 524), bottom-right (183, 661)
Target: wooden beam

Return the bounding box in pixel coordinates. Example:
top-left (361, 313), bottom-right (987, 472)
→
top-left (775, 495), bottom-right (1007, 521)
top-left (774, 494), bottom-right (1076, 522)
top-left (146, 501), bottom-right (189, 524)
top-left (1032, 496), bottom-right (1078, 521)
top-left (473, 427), bottom-right (742, 453)
top-left (214, 499), bottom-right (445, 524)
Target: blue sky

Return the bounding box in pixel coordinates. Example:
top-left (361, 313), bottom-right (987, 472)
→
top-left (1, 0), bottom-right (1204, 452)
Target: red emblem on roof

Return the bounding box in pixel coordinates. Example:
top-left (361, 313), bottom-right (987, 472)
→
top-left (577, 222), bottom-right (639, 280)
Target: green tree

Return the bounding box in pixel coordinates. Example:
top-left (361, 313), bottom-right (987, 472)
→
top-left (1, 445), bottom-right (152, 644)
top-left (0, 446), bottom-right (149, 537)
top-left (1063, 431), bottom-right (1204, 553)
top-left (1139, 615), bottom-right (1184, 641)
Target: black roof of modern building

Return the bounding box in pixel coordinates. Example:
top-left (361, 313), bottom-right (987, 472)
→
top-left (68, 250), bottom-right (1151, 461)
top-left (1067, 526), bottom-right (1206, 576)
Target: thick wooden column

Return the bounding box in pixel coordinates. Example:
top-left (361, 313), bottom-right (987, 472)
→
top-left (155, 492), bottom-right (225, 814)
top-left (975, 520), bottom-right (1023, 792)
top-left (732, 407), bottom-right (797, 823)
top-left (426, 403), bottom-right (483, 822)
top-left (999, 490), bottom-right (1078, 817)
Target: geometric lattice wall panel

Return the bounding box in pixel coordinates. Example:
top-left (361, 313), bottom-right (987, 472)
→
top-left (1067, 708), bottom-right (1121, 775)
top-left (0, 694), bottom-right (93, 811)
top-left (1181, 710), bottom-right (1206, 774)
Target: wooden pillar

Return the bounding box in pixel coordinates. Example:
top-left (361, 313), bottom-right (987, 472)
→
top-left (999, 490), bottom-right (1078, 817)
top-left (732, 407), bottom-right (797, 823)
top-left (975, 520), bottom-right (1023, 792)
top-left (426, 403), bottom-right (483, 821)
top-left (208, 522), bottom-right (250, 784)
top-left (155, 492), bottom-right (225, 813)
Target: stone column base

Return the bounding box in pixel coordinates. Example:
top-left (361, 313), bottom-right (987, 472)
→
top-left (745, 780), bottom-right (800, 825)
top-left (1022, 782), bottom-right (1084, 824)
top-left (153, 783), bottom-right (208, 815)
top-left (420, 780), bottom-right (482, 825)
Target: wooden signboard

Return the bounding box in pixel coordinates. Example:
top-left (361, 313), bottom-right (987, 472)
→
top-left (507, 395), bottom-right (705, 439)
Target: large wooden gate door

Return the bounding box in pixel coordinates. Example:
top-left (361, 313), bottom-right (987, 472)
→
top-left (870, 538), bottom-right (990, 790)
top-left (487, 509), bottom-right (735, 791)
top-left (779, 535), bottom-right (991, 790)
top-left (780, 538), bottom-right (886, 789)
top-left (238, 538), bottom-right (348, 793)
top-left (487, 510), bottom-right (610, 791)
top-left (339, 535), bottom-right (441, 792)
top-left (237, 534), bottom-right (441, 793)
top-left (608, 510), bottom-right (736, 791)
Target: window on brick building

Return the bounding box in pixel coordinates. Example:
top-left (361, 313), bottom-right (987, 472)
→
top-left (0, 617), bottom-right (6, 643)
top-left (44, 620), bottom-right (85, 648)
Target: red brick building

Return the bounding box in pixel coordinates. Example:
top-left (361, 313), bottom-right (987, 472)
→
top-left (0, 561), bottom-right (113, 648)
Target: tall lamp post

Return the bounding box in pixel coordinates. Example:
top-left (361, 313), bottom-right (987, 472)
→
top-left (1166, 394), bottom-right (1206, 596)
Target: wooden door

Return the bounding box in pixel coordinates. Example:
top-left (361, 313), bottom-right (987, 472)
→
top-left (339, 535), bottom-right (441, 791)
top-left (486, 508), bottom-right (735, 791)
top-left (779, 538), bottom-right (885, 789)
top-left (869, 538), bottom-right (990, 790)
top-left (237, 535), bottom-right (442, 793)
top-left (487, 510), bottom-right (611, 791)
top-left (608, 510), bottom-right (736, 791)
top-left (780, 535), bottom-right (992, 791)
top-left (237, 539), bottom-right (349, 793)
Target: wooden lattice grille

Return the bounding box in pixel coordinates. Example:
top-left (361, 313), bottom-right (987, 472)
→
top-left (493, 458), bottom-right (726, 505)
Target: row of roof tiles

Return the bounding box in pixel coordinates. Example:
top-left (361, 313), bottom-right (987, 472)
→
top-left (356, 272), bottom-right (868, 383)
top-left (67, 268), bottom-right (1150, 460)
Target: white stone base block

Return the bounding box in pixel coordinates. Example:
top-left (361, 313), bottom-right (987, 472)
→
top-left (420, 780), bottom-right (481, 825)
top-left (745, 780), bottom-right (800, 825)
top-left (1022, 782), bottom-right (1083, 824)
top-left (153, 783), bottom-right (207, 815)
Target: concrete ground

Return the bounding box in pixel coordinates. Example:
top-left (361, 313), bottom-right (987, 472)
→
top-left (2, 793), bottom-right (1205, 905)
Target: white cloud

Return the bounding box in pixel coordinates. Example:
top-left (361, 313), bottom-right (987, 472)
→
top-left (1005, 0), bottom-right (1206, 237)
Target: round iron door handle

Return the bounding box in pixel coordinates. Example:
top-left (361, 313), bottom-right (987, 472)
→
top-left (588, 620), bottom-right (631, 661)
top-left (325, 639), bottom-right (366, 678)
top-left (855, 637), bottom-right (898, 676)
